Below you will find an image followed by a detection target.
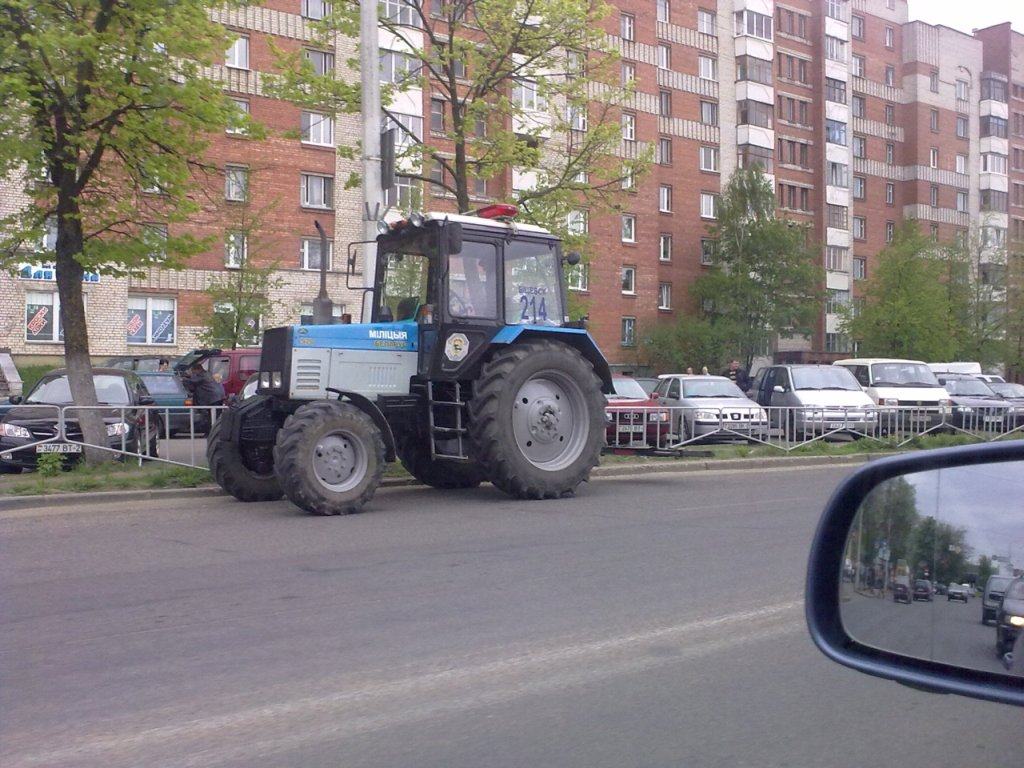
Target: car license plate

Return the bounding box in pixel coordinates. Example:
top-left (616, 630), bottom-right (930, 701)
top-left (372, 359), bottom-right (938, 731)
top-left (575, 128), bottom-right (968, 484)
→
top-left (36, 443), bottom-right (83, 454)
top-left (618, 425), bottom-right (645, 434)
top-left (984, 416), bottom-right (1003, 423)
top-left (827, 422), bottom-right (845, 429)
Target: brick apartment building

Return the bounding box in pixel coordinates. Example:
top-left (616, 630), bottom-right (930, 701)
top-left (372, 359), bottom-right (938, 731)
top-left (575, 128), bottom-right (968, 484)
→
top-left (0, 0), bottom-right (1020, 372)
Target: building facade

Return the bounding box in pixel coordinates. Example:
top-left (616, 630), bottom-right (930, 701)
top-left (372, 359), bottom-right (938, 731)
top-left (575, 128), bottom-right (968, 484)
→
top-left (0, 0), bottom-right (1020, 371)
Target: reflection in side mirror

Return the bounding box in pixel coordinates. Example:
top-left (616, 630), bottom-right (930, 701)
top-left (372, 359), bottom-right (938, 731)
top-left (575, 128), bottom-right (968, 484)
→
top-left (841, 464), bottom-right (1024, 677)
top-left (806, 442), bottom-right (1024, 707)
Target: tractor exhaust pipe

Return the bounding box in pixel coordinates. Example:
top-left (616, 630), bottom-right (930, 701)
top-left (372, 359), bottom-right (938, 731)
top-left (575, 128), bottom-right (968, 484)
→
top-left (312, 219), bottom-right (334, 325)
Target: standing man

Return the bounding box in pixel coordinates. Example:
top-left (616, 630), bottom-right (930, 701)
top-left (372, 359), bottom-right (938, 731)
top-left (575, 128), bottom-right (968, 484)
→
top-left (722, 359), bottom-right (750, 391)
top-left (182, 362), bottom-right (225, 407)
top-left (157, 358), bottom-right (170, 372)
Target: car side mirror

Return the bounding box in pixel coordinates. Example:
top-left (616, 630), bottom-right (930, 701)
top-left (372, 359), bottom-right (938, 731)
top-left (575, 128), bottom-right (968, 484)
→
top-left (565, 251), bottom-right (582, 266)
top-left (805, 441), bottom-right (1024, 706)
top-left (650, 392), bottom-right (659, 400)
top-left (139, 396), bottom-right (155, 406)
top-left (773, 385), bottom-right (786, 393)
top-left (8, 395), bottom-right (22, 405)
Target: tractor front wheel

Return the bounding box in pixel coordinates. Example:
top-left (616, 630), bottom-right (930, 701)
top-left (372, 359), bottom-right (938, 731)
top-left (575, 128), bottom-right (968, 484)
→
top-left (468, 339), bottom-right (605, 500)
top-left (273, 401), bottom-right (385, 515)
top-left (207, 415), bottom-right (283, 502)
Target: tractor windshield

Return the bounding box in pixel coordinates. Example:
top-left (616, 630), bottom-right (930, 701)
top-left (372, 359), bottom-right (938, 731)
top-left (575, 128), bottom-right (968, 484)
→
top-left (448, 241), bottom-right (498, 320)
top-left (378, 250), bottom-right (430, 322)
top-left (504, 239), bottom-right (563, 327)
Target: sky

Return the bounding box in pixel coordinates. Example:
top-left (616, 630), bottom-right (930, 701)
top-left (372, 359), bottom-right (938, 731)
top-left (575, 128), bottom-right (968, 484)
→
top-left (907, 0), bottom-right (1024, 34)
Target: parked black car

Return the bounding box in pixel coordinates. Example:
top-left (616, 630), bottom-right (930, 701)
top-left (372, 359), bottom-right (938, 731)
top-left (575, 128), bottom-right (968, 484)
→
top-left (0, 369), bottom-right (161, 473)
top-left (913, 579), bottom-right (933, 601)
top-left (935, 373), bottom-right (1015, 430)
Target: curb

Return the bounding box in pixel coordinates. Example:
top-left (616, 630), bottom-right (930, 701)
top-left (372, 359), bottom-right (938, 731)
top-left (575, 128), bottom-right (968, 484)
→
top-left (0, 452), bottom-right (878, 513)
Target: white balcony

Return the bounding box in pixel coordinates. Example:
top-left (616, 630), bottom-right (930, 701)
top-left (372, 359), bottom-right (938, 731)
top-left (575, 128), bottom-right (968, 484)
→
top-left (826, 228), bottom-right (852, 247)
top-left (981, 137), bottom-right (1009, 156)
top-left (736, 125), bottom-right (774, 149)
top-left (827, 271), bottom-right (851, 290)
top-left (825, 60), bottom-right (849, 82)
top-left (734, 36), bottom-right (773, 62)
top-left (980, 172), bottom-right (1009, 192)
top-left (980, 99), bottom-right (1009, 119)
top-left (825, 101), bottom-right (849, 123)
top-left (736, 81), bottom-right (774, 105)
top-left (827, 186), bottom-right (851, 207)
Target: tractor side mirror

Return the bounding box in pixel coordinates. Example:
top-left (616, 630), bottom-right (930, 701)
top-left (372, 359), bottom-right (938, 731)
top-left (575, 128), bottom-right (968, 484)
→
top-left (8, 395), bottom-right (22, 405)
top-left (446, 222), bottom-right (463, 255)
top-left (773, 385), bottom-right (786, 394)
top-left (565, 251), bottom-right (582, 266)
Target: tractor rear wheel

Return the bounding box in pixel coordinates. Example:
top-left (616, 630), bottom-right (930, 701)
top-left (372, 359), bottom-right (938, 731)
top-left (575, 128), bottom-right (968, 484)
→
top-left (398, 438), bottom-right (484, 489)
top-left (273, 401), bottom-right (385, 515)
top-left (468, 339), bottom-right (605, 500)
top-left (207, 415), bottom-right (282, 502)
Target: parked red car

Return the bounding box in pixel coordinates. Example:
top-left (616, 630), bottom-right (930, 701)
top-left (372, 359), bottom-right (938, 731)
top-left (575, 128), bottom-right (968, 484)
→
top-left (174, 348), bottom-right (261, 400)
top-left (605, 376), bottom-right (671, 448)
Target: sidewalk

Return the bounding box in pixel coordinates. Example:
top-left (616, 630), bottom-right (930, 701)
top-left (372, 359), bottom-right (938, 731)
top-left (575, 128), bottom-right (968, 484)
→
top-left (0, 452), bottom-right (871, 513)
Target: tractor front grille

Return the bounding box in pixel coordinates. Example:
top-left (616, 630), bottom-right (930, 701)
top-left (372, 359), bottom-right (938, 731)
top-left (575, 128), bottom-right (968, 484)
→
top-left (294, 358), bottom-right (323, 391)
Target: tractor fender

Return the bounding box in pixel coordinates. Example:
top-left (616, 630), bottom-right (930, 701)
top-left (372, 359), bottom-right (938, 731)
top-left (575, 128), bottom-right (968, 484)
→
top-left (325, 388), bottom-right (398, 462)
top-left (488, 326), bottom-right (613, 394)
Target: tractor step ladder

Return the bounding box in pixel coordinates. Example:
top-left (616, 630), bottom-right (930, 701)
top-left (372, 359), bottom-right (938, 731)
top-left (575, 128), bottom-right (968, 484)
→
top-left (427, 381), bottom-right (470, 461)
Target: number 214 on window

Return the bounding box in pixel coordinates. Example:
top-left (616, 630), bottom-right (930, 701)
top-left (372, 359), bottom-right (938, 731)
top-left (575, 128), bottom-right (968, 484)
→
top-left (518, 294), bottom-right (547, 322)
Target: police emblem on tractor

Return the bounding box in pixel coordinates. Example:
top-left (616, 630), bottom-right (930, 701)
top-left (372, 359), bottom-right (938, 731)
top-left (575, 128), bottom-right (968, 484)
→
top-left (207, 205), bottom-right (612, 515)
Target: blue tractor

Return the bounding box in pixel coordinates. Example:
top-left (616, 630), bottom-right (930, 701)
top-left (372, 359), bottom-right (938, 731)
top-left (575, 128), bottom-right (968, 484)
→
top-left (207, 205), bottom-right (613, 515)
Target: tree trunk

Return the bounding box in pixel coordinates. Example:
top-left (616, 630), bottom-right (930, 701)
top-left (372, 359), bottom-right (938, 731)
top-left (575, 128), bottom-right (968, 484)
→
top-left (55, 210), bottom-right (110, 465)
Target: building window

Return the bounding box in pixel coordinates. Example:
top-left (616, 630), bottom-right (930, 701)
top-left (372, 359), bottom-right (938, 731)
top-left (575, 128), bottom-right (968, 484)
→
top-left (226, 36), bottom-right (249, 69)
top-left (851, 55), bottom-right (865, 78)
top-left (777, 53), bottom-right (808, 85)
top-left (777, 95), bottom-right (809, 126)
top-left (224, 165), bottom-right (248, 201)
top-left (956, 154), bottom-right (967, 174)
top-left (734, 10), bottom-right (773, 41)
top-left (621, 317), bottom-right (636, 347)
top-left (226, 99), bottom-right (250, 135)
top-left (853, 257), bottom-right (866, 280)
top-left (621, 62), bottom-right (635, 87)
top-left (621, 265), bottom-right (636, 294)
top-left (700, 100), bottom-right (719, 126)
top-left (621, 165), bottom-right (635, 190)
top-left (778, 139), bottom-right (809, 169)
top-left (430, 98), bottom-right (446, 132)
top-left (853, 136), bottom-right (866, 159)
top-left (620, 13), bottom-right (634, 41)
top-left (300, 173), bottom-right (334, 209)
top-left (853, 216), bottom-right (867, 240)
top-left (658, 90), bottom-right (672, 117)
top-left (698, 56), bottom-right (717, 81)
top-left (738, 99), bottom-right (773, 128)
top-left (700, 193), bottom-right (718, 219)
top-left (852, 95), bottom-right (865, 118)
top-left (658, 185), bottom-right (672, 213)
top-left (884, 26), bottom-right (894, 48)
top-left (380, 0), bottom-right (420, 26)
top-left (927, 108), bottom-right (939, 132)
top-left (825, 289), bottom-right (850, 315)
top-left (778, 183), bottom-right (810, 212)
top-left (885, 66), bottom-right (895, 87)
top-left (738, 144), bottom-right (773, 173)
top-left (884, 104), bottom-right (895, 125)
top-left (657, 136), bottom-right (672, 165)
top-left (825, 119), bottom-right (847, 146)
top-left (512, 78), bottom-right (544, 111)
top-left (656, 0), bottom-right (670, 23)
top-left (852, 175), bottom-right (865, 199)
top-left (301, 112), bottom-right (334, 146)
top-left (956, 79), bottom-right (970, 100)
top-left (982, 153), bottom-right (1008, 174)
top-left (929, 147), bottom-right (939, 168)
top-left (827, 204), bottom-right (848, 229)
top-left (825, 333), bottom-right (851, 354)
top-left (225, 232), bottom-right (247, 268)
top-left (303, 0), bottom-right (331, 20)
top-left (885, 221), bottom-right (895, 242)
top-left (828, 161), bottom-right (849, 188)
top-left (981, 189), bottom-right (1009, 213)
top-left (386, 175), bottom-right (421, 210)
top-left (25, 291), bottom-right (65, 343)
top-left (776, 8), bottom-right (808, 38)
top-left (981, 116), bottom-right (1009, 139)
top-left (698, 9), bottom-right (716, 35)
top-left (657, 44), bottom-right (671, 70)
top-left (621, 112), bottom-right (635, 141)
top-left (825, 0), bottom-right (845, 21)
top-left (886, 182), bottom-right (895, 205)
top-left (621, 214), bottom-right (636, 243)
top-left (956, 115), bottom-right (968, 139)
top-left (736, 55), bottom-right (772, 86)
top-left (698, 145), bottom-right (720, 173)
top-left (930, 70), bottom-right (939, 93)
top-left (886, 143), bottom-right (895, 165)
top-left (300, 237), bottom-right (333, 270)
top-left (566, 262), bottom-right (589, 292)
top-left (305, 48), bottom-right (335, 76)
top-left (659, 234), bottom-right (672, 262)
top-left (567, 209), bottom-right (588, 236)
top-left (825, 36), bottom-right (846, 62)
top-left (826, 78), bottom-right (847, 104)
top-left (956, 189), bottom-right (968, 213)
top-left (126, 296), bottom-right (176, 345)
top-left (700, 239), bottom-right (716, 265)
top-left (851, 14), bottom-right (865, 39)
top-left (825, 246), bottom-right (848, 272)
top-left (658, 283), bottom-right (672, 310)
top-left (930, 185), bottom-right (939, 207)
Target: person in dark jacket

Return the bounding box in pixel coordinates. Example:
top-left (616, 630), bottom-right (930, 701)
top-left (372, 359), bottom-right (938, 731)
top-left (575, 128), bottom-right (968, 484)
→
top-left (722, 359), bottom-right (751, 391)
top-left (182, 363), bottom-right (226, 407)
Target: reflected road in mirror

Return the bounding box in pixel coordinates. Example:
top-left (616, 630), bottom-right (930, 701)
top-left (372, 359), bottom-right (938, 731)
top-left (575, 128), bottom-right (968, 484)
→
top-left (840, 460), bottom-right (1024, 677)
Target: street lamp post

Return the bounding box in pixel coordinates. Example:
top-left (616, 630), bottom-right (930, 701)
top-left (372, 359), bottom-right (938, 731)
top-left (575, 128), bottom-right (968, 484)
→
top-left (360, 0), bottom-right (384, 323)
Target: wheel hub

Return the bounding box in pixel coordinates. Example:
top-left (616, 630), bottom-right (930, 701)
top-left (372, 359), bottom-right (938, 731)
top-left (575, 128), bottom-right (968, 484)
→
top-left (313, 433), bottom-right (363, 489)
top-left (512, 373), bottom-right (589, 470)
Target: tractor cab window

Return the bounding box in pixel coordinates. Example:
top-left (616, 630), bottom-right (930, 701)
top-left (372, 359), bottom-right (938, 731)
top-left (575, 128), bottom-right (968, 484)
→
top-left (504, 239), bottom-right (563, 326)
top-left (378, 251), bottom-right (430, 322)
top-left (448, 241), bottom-right (497, 320)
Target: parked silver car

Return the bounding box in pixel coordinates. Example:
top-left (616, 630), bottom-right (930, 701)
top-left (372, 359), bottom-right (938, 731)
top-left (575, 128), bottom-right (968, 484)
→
top-left (749, 364), bottom-right (878, 437)
top-left (653, 375), bottom-right (768, 442)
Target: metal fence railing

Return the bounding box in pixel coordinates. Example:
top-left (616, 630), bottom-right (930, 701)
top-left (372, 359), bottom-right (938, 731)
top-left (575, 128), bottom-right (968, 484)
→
top-left (0, 404), bottom-right (226, 472)
top-left (604, 404), bottom-right (1024, 453)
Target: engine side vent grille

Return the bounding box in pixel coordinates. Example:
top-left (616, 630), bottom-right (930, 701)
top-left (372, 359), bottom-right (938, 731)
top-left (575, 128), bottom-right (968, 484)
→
top-left (294, 358), bottom-right (323, 391)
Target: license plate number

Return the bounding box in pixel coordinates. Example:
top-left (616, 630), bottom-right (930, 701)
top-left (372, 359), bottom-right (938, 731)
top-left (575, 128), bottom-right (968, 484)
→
top-left (618, 425), bottom-right (645, 434)
top-left (36, 443), bottom-right (83, 454)
top-left (827, 422), bottom-right (845, 429)
top-left (984, 416), bottom-right (1003, 423)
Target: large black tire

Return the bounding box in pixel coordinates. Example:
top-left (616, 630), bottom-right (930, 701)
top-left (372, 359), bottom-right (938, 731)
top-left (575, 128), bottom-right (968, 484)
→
top-left (273, 401), bottom-right (386, 515)
top-left (207, 415), bottom-right (283, 502)
top-left (468, 339), bottom-right (605, 500)
top-left (397, 437), bottom-right (484, 489)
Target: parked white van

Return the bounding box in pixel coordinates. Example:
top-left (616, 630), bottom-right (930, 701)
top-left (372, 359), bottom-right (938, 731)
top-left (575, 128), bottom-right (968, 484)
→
top-left (833, 358), bottom-right (951, 428)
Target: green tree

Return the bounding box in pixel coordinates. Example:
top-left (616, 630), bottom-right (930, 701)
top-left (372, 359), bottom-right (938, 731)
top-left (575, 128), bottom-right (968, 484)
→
top-left (910, 516), bottom-right (970, 585)
top-left (0, 0), bottom-right (241, 456)
top-left (977, 554), bottom-right (996, 587)
top-left (853, 476), bottom-right (920, 571)
top-left (1002, 241), bottom-right (1024, 381)
top-left (692, 168), bottom-right (823, 371)
top-left (642, 317), bottom-right (730, 375)
top-left (843, 224), bottom-right (958, 361)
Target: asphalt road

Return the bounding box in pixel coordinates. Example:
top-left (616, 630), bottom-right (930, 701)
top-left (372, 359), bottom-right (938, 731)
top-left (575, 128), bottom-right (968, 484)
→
top-left (1, 465), bottom-right (1020, 768)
